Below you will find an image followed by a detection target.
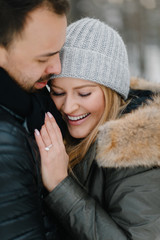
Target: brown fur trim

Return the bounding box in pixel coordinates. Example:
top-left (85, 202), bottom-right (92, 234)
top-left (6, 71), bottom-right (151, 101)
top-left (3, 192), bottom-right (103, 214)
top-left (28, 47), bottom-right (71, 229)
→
top-left (96, 95), bottom-right (160, 168)
top-left (130, 77), bottom-right (160, 92)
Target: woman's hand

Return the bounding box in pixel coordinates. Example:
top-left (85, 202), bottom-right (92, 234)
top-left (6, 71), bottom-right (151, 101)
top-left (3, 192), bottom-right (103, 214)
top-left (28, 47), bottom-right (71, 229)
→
top-left (34, 112), bottom-right (69, 192)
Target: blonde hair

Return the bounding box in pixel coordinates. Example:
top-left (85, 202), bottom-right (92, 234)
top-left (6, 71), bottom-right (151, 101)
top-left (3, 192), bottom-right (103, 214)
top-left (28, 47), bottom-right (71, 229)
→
top-left (65, 86), bottom-right (127, 169)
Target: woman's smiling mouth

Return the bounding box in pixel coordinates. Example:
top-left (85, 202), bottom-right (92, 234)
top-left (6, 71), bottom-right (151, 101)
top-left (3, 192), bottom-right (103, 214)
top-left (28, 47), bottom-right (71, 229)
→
top-left (66, 113), bottom-right (90, 126)
top-left (67, 113), bottom-right (90, 121)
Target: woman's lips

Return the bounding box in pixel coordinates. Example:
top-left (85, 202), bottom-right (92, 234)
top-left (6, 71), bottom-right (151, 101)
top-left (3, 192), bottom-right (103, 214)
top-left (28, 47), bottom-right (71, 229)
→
top-left (66, 113), bottom-right (90, 126)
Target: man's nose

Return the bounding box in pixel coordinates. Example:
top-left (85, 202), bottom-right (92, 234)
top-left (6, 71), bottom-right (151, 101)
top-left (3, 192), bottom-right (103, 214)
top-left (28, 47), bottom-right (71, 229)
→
top-left (45, 54), bottom-right (61, 75)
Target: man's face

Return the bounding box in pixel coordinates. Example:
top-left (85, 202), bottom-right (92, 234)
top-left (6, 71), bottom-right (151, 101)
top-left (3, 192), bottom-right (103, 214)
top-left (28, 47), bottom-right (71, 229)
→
top-left (0, 7), bottom-right (67, 92)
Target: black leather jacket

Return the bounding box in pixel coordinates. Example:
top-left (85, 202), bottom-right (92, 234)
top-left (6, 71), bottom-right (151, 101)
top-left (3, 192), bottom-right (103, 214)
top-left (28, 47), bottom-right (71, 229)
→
top-left (0, 68), bottom-right (65, 240)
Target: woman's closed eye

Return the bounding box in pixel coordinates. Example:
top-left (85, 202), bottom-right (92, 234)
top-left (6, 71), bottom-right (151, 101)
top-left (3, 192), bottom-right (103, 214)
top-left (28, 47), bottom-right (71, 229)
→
top-left (79, 92), bottom-right (91, 97)
top-left (51, 90), bottom-right (65, 96)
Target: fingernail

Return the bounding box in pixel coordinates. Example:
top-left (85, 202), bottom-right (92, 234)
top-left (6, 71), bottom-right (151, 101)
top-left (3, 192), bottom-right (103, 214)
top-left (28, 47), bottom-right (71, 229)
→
top-left (47, 112), bottom-right (53, 118)
top-left (34, 129), bottom-right (40, 136)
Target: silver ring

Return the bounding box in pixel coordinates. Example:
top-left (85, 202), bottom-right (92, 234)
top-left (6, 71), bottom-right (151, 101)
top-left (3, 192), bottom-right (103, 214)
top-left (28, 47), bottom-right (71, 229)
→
top-left (45, 144), bottom-right (53, 151)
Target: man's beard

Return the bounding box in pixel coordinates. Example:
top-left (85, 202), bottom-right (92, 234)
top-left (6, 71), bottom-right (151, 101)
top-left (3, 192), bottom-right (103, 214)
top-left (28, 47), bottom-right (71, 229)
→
top-left (29, 74), bottom-right (53, 93)
top-left (7, 70), bottom-right (53, 93)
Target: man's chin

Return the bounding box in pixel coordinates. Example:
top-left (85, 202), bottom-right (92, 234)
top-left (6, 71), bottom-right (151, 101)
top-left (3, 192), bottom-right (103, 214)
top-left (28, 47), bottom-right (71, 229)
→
top-left (6, 70), bottom-right (49, 93)
top-left (14, 82), bottom-right (39, 94)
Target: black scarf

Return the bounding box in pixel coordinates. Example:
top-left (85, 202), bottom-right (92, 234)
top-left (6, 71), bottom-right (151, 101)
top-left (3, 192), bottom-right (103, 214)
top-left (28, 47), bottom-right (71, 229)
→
top-left (0, 67), bottom-right (32, 118)
top-left (0, 68), bottom-right (66, 135)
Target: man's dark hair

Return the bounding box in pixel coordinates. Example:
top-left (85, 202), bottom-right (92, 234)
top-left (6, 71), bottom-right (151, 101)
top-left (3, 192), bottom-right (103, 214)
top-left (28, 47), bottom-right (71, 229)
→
top-left (0, 0), bottom-right (70, 48)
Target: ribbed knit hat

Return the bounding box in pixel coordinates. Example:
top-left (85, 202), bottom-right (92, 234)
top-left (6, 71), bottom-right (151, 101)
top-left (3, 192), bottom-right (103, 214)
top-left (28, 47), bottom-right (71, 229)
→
top-left (52, 17), bottom-right (130, 99)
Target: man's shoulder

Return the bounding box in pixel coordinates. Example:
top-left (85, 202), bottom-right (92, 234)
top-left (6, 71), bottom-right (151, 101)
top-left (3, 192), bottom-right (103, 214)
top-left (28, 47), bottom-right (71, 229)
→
top-left (0, 105), bottom-right (28, 140)
top-left (0, 105), bottom-right (39, 170)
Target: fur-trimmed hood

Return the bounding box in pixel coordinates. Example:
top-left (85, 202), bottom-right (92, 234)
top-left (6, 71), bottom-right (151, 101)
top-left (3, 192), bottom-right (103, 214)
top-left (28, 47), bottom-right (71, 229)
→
top-left (130, 76), bottom-right (160, 92)
top-left (96, 78), bottom-right (160, 168)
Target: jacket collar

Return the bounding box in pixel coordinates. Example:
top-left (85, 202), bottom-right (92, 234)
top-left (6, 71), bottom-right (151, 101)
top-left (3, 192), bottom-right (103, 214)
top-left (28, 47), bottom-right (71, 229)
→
top-left (0, 67), bottom-right (32, 119)
top-left (96, 94), bottom-right (160, 168)
top-left (73, 142), bottom-right (97, 185)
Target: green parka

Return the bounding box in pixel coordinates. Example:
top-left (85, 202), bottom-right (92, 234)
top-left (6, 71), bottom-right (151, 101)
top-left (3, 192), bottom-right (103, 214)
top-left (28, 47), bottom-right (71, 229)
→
top-left (45, 84), bottom-right (160, 240)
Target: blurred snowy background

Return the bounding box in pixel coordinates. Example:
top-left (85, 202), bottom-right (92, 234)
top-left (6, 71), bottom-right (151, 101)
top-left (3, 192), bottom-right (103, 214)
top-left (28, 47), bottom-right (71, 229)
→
top-left (68, 0), bottom-right (160, 82)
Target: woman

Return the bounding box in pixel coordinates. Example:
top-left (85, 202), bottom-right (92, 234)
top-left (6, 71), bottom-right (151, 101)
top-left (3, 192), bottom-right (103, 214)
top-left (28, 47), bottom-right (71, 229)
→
top-left (35, 18), bottom-right (160, 240)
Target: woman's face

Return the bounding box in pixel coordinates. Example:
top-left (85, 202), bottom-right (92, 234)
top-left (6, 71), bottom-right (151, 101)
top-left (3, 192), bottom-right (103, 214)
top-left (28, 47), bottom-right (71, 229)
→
top-left (50, 77), bottom-right (105, 139)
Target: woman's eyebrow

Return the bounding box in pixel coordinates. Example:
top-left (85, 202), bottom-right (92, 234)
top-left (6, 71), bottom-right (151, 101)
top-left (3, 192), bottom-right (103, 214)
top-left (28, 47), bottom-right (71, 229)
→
top-left (50, 84), bottom-right (97, 90)
top-left (74, 85), bottom-right (97, 89)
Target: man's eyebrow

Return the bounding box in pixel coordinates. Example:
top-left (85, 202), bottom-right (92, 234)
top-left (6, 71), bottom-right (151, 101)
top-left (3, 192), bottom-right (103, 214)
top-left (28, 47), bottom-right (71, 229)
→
top-left (37, 50), bottom-right (60, 58)
top-left (37, 43), bottom-right (66, 58)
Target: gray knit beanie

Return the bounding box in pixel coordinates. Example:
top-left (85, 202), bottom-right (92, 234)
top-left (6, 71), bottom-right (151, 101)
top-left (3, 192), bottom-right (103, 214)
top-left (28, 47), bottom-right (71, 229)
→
top-left (52, 17), bottom-right (130, 99)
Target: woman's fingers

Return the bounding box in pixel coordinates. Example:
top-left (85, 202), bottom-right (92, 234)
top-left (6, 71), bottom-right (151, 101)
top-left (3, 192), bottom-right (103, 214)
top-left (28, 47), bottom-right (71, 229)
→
top-left (45, 112), bottom-right (63, 145)
top-left (34, 129), bottom-right (46, 156)
top-left (34, 113), bottom-right (69, 191)
top-left (47, 112), bottom-right (63, 140)
top-left (40, 124), bottom-right (52, 147)
top-left (34, 112), bottom-right (64, 154)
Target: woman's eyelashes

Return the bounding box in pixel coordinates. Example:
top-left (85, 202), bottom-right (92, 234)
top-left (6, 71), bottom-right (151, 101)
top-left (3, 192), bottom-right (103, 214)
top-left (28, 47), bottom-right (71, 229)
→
top-left (79, 92), bottom-right (91, 97)
top-left (51, 90), bottom-right (65, 96)
top-left (51, 90), bottom-right (91, 97)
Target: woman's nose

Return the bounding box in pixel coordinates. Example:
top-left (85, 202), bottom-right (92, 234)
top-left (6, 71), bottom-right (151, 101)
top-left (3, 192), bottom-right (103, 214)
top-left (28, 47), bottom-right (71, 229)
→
top-left (62, 96), bottom-right (79, 114)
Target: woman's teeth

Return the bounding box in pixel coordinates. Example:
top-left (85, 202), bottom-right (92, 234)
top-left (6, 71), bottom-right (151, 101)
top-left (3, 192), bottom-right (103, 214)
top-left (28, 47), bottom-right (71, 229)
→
top-left (68, 113), bottom-right (89, 121)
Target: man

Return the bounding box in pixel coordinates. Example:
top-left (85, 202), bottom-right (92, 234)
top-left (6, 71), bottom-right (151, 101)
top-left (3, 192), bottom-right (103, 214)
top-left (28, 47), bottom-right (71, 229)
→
top-left (0, 0), bottom-right (69, 239)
